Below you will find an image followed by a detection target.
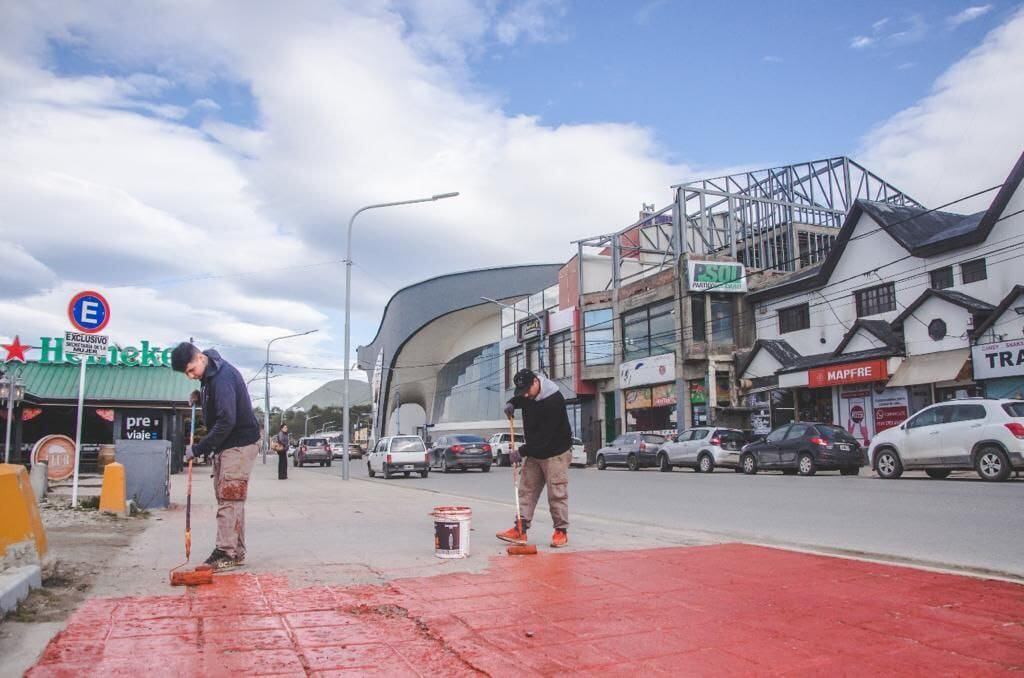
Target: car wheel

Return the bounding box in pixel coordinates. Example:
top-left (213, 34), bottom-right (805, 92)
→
top-left (875, 448), bottom-right (903, 479)
top-left (441, 457), bottom-right (450, 473)
top-left (976, 446), bottom-right (1011, 482)
top-left (742, 454), bottom-right (757, 475)
top-left (293, 457), bottom-right (299, 467)
top-left (383, 464), bottom-right (392, 479)
top-left (596, 454), bottom-right (607, 470)
top-left (326, 459), bottom-right (332, 467)
top-left (627, 454), bottom-right (639, 471)
top-left (797, 453), bottom-right (816, 476)
top-left (500, 453), bottom-right (509, 467)
top-left (698, 454), bottom-right (714, 473)
top-left (925, 469), bottom-right (951, 479)
top-left (658, 453), bottom-right (672, 472)
top-left (481, 464), bottom-right (491, 473)
top-left (367, 463), bottom-right (375, 478)
top-left (420, 469), bottom-right (429, 478)
top-left (840, 467), bottom-right (860, 476)
top-left (404, 471), bottom-right (410, 478)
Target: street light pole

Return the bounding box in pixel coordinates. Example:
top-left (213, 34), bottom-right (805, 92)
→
top-left (305, 414), bottom-right (321, 437)
top-left (481, 296), bottom-right (548, 374)
top-left (264, 329), bottom-right (318, 463)
top-left (343, 191), bottom-right (459, 480)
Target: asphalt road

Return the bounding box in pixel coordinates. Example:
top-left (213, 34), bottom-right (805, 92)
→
top-left (305, 457), bottom-right (1024, 579)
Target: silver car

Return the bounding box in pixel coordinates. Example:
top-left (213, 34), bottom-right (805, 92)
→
top-left (656, 427), bottom-right (746, 472)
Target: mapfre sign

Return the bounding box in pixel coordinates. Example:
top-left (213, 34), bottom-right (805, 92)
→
top-left (808, 359), bottom-right (888, 388)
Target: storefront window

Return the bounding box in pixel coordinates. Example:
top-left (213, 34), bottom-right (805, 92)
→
top-left (710, 296), bottom-right (734, 346)
top-left (715, 370), bottom-right (731, 407)
top-left (770, 389), bottom-right (796, 428)
top-left (622, 300), bottom-right (674, 361)
top-left (798, 388), bottom-right (834, 424)
top-left (689, 379), bottom-right (708, 427)
top-left (550, 331), bottom-right (574, 381)
top-left (583, 308), bottom-right (614, 366)
top-left (625, 384), bottom-right (676, 432)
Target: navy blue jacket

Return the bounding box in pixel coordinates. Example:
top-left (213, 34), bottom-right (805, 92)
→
top-left (194, 350), bottom-right (260, 456)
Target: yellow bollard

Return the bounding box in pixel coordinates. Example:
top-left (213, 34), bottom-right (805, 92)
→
top-left (99, 462), bottom-right (127, 517)
top-left (0, 464), bottom-right (48, 558)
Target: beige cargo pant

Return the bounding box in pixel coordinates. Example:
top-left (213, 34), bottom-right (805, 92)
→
top-left (518, 450), bottom-right (571, 531)
top-left (213, 443), bottom-right (259, 560)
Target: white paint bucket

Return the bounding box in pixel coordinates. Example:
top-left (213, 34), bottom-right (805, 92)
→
top-left (432, 506), bottom-right (471, 559)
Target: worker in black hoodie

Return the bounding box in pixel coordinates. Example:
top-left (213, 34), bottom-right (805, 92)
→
top-left (171, 342), bottom-right (261, 571)
top-left (496, 369), bottom-right (573, 548)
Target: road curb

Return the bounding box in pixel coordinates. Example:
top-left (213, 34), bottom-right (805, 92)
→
top-left (0, 564), bottom-right (42, 615)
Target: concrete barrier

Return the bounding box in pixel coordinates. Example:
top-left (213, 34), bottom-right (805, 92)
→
top-left (99, 462), bottom-right (127, 517)
top-left (0, 464), bottom-right (48, 560)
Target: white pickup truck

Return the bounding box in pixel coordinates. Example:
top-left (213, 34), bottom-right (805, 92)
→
top-left (488, 431), bottom-right (524, 466)
top-left (367, 435), bottom-right (429, 479)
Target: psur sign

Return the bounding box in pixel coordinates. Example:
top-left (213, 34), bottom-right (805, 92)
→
top-left (686, 260), bottom-right (747, 293)
top-left (972, 339), bottom-right (1024, 380)
top-left (808, 359), bottom-right (888, 388)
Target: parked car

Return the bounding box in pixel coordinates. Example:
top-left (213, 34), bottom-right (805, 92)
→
top-left (367, 435), bottom-right (429, 479)
top-left (594, 433), bottom-right (667, 471)
top-left (428, 434), bottom-right (492, 473)
top-left (656, 427), bottom-right (746, 472)
top-left (740, 423), bottom-right (864, 476)
top-left (870, 398), bottom-right (1024, 482)
top-left (294, 437), bottom-right (332, 467)
top-left (324, 434), bottom-right (365, 460)
top-left (570, 437), bottom-right (587, 467)
top-left (488, 431), bottom-right (525, 466)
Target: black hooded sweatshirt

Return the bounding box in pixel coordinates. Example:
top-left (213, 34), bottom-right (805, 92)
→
top-left (194, 349), bottom-right (261, 456)
top-left (508, 388), bottom-right (573, 460)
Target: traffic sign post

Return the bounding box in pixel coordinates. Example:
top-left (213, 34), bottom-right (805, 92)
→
top-left (66, 290), bottom-right (111, 507)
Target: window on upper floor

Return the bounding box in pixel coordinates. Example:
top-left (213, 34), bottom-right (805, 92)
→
top-left (778, 303), bottom-right (810, 334)
top-left (961, 258), bottom-right (987, 284)
top-left (550, 331), bottom-right (574, 381)
top-left (583, 308), bottom-right (613, 366)
top-left (929, 266), bottom-right (954, 290)
top-left (855, 283), bottom-right (896, 317)
top-left (505, 346), bottom-right (524, 388)
top-left (622, 300), bottom-right (675, 361)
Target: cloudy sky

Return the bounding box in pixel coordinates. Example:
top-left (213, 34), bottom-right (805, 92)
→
top-left (1, 0), bottom-right (1023, 408)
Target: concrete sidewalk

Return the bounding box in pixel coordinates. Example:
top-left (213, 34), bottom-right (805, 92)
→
top-left (28, 543), bottom-right (1024, 676)
top-left (88, 459), bottom-right (718, 598)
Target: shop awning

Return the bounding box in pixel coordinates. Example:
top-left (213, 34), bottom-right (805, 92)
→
top-left (887, 348), bottom-right (971, 387)
top-left (16, 362), bottom-right (193, 405)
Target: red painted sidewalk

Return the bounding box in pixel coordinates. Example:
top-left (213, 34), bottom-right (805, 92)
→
top-left (28, 544), bottom-right (1024, 676)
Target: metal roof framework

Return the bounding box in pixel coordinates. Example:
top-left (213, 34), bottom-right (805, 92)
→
top-left (574, 157), bottom-right (922, 292)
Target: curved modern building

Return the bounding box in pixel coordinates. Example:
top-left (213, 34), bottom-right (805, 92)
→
top-left (357, 265), bottom-right (562, 441)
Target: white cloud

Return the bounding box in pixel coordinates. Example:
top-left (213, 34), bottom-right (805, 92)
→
top-left (859, 7), bottom-right (1024, 211)
top-left (948, 4), bottom-right (993, 28)
top-left (850, 35), bottom-right (875, 49)
top-left (850, 14), bottom-right (927, 49)
top-left (762, 55), bottom-right (784, 64)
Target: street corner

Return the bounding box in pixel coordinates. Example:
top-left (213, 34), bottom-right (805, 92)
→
top-left (25, 544), bottom-right (1024, 676)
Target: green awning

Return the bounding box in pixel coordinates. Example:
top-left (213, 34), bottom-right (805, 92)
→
top-left (11, 362), bottom-right (193, 406)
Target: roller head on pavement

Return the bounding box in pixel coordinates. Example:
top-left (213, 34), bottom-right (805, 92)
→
top-left (169, 568), bottom-right (214, 586)
top-left (506, 544), bottom-right (538, 555)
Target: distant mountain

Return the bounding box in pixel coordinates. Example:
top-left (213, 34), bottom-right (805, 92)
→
top-left (290, 379), bottom-right (372, 411)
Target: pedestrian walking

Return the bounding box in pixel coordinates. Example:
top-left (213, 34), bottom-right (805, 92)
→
top-left (273, 424), bottom-right (290, 480)
top-left (171, 342), bottom-right (261, 571)
top-left (496, 369), bottom-right (573, 548)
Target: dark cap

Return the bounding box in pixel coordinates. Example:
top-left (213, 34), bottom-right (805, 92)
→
top-left (512, 369), bottom-right (537, 397)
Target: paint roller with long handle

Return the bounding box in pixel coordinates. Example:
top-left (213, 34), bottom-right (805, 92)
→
top-left (506, 415), bottom-right (537, 556)
top-left (170, 401), bottom-right (213, 586)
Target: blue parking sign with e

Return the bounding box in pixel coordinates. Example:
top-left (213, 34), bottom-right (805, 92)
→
top-left (68, 290), bottom-right (111, 333)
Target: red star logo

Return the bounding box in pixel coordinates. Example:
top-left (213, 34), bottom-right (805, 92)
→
top-left (2, 336), bottom-right (30, 363)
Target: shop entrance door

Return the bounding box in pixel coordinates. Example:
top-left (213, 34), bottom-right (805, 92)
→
top-left (603, 393), bottom-right (616, 447)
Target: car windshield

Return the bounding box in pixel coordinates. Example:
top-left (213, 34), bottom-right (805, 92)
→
top-left (304, 438), bottom-right (326, 446)
top-left (452, 435), bottom-right (485, 443)
top-left (814, 425), bottom-right (858, 442)
top-left (391, 438), bottom-right (425, 452)
top-left (642, 434), bottom-right (666, 444)
top-left (1003, 402), bottom-right (1024, 417)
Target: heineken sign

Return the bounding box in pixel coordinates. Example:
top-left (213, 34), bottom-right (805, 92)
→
top-left (686, 260), bottom-right (747, 293)
top-left (36, 336), bottom-right (173, 367)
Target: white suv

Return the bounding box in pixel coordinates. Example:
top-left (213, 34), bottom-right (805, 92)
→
top-left (367, 435), bottom-right (429, 479)
top-left (488, 432), bottom-right (524, 466)
top-left (870, 399), bottom-right (1024, 482)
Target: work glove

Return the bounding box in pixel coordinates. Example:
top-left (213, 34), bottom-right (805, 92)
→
top-left (503, 402), bottom-right (515, 419)
top-left (510, 445), bottom-right (524, 466)
top-left (190, 389), bottom-right (201, 405)
top-left (184, 445), bottom-right (196, 462)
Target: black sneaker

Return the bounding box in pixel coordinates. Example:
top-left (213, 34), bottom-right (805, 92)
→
top-left (203, 548), bottom-right (242, 571)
